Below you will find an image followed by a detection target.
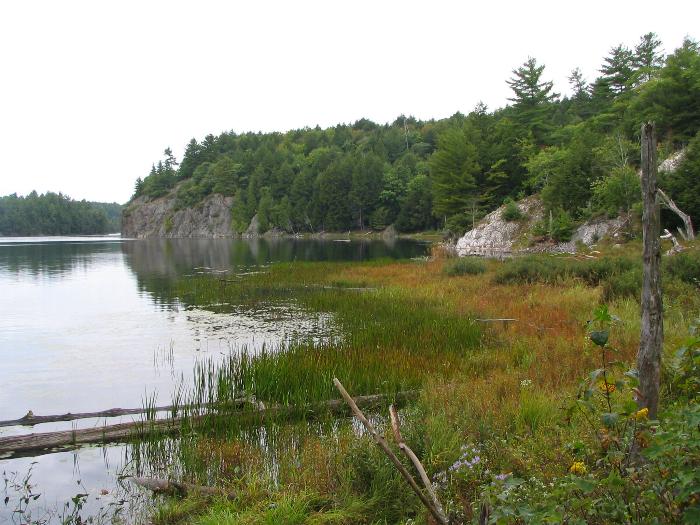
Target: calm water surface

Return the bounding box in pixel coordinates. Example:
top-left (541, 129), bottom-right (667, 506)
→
top-left (0, 236), bottom-right (428, 523)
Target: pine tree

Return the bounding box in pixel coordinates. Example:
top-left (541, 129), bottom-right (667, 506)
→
top-left (568, 67), bottom-right (588, 99)
top-left (633, 32), bottom-right (664, 84)
top-left (429, 127), bottom-right (480, 220)
top-left (506, 57), bottom-right (559, 143)
top-left (600, 44), bottom-right (635, 95)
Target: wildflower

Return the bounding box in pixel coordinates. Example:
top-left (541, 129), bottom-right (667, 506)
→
top-left (634, 407), bottom-right (649, 421)
top-left (520, 379), bottom-right (533, 389)
top-left (494, 473), bottom-right (510, 481)
top-left (569, 461), bottom-right (587, 475)
top-left (598, 381), bottom-right (616, 394)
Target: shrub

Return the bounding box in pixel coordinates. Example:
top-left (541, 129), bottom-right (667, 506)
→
top-left (551, 209), bottom-right (575, 242)
top-left (444, 213), bottom-right (474, 237)
top-left (493, 255), bottom-right (639, 288)
top-left (492, 256), bottom-right (569, 285)
top-left (601, 268), bottom-right (642, 302)
top-left (443, 257), bottom-right (487, 276)
top-left (664, 250), bottom-right (700, 286)
top-left (502, 199), bottom-right (523, 222)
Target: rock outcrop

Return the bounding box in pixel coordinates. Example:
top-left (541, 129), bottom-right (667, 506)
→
top-left (456, 196), bottom-right (628, 256)
top-left (456, 196), bottom-right (543, 256)
top-left (122, 193), bottom-right (235, 238)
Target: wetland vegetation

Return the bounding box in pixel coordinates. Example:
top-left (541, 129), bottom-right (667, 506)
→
top-left (122, 242), bottom-right (699, 524)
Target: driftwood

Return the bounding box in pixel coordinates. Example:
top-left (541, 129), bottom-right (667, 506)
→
top-left (660, 229), bottom-right (683, 256)
top-left (637, 122), bottom-right (664, 419)
top-left (333, 378), bottom-right (449, 525)
top-left (128, 477), bottom-right (234, 500)
top-left (389, 405), bottom-right (448, 523)
top-left (0, 391), bottom-right (417, 456)
top-left (0, 399), bottom-right (247, 428)
top-left (657, 188), bottom-right (695, 241)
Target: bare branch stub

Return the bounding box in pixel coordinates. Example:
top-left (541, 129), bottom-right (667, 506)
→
top-left (333, 379), bottom-right (449, 525)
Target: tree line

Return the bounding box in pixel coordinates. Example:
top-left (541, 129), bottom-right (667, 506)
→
top-left (132, 33), bottom-right (700, 237)
top-left (0, 192), bottom-right (122, 236)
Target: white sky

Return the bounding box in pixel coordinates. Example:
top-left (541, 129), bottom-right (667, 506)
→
top-left (0, 1), bottom-right (697, 204)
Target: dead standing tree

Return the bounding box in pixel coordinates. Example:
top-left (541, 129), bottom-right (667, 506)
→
top-left (637, 122), bottom-right (664, 419)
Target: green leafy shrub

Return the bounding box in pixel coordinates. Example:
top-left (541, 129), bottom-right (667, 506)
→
top-left (601, 268), bottom-right (642, 302)
top-left (481, 308), bottom-right (700, 524)
top-left (501, 198), bottom-right (523, 222)
top-left (443, 257), bottom-right (487, 276)
top-left (664, 250), bottom-right (700, 286)
top-left (551, 209), bottom-right (575, 241)
top-left (444, 213), bottom-right (474, 237)
top-left (591, 166), bottom-right (642, 217)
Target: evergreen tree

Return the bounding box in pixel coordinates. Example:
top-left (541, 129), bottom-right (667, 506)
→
top-left (506, 57), bottom-right (559, 143)
top-left (349, 154), bottom-right (383, 229)
top-left (395, 174), bottom-right (434, 232)
top-left (429, 127), bottom-right (480, 221)
top-left (231, 189), bottom-right (250, 233)
top-left (257, 187), bottom-right (274, 232)
top-left (633, 32), bottom-right (664, 84)
top-left (568, 67), bottom-right (588, 99)
top-left (600, 44), bottom-right (635, 95)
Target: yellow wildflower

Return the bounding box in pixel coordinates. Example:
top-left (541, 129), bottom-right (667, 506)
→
top-left (569, 461), bottom-right (587, 475)
top-left (598, 381), bottom-right (616, 394)
top-left (634, 408), bottom-right (649, 421)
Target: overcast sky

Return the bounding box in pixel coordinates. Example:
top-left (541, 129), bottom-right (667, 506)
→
top-left (0, 1), bottom-right (697, 203)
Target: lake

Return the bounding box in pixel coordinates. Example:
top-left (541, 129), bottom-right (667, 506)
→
top-left (0, 236), bottom-right (430, 523)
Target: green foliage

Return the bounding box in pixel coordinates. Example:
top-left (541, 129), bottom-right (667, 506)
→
top-left (483, 311), bottom-right (700, 524)
top-left (501, 198), bottom-right (523, 221)
top-left (429, 126), bottom-right (479, 219)
top-left (591, 166), bottom-right (641, 216)
top-left (492, 255), bottom-right (636, 286)
top-left (442, 257), bottom-right (487, 276)
top-left (87, 201), bottom-right (122, 232)
top-left (0, 192), bottom-right (112, 236)
top-left (230, 190), bottom-right (250, 233)
top-left (395, 174), bottom-right (435, 232)
top-left (664, 250), bottom-right (700, 286)
top-left (628, 38), bottom-right (700, 144)
top-left (506, 57), bottom-right (559, 143)
top-left (129, 34), bottom-right (700, 237)
top-left (550, 209), bottom-right (574, 242)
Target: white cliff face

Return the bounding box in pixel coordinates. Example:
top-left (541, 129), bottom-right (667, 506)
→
top-left (122, 193), bottom-right (235, 238)
top-left (455, 196), bottom-right (628, 256)
top-left (456, 196), bottom-right (543, 256)
top-left (659, 150), bottom-right (686, 173)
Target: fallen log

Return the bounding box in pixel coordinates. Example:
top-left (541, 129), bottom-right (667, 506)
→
top-left (0, 397), bottom-right (260, 428)
top-left (0, 391), bottom-right (417, 456)
top-left (128, 476), bottom-right (234, 500)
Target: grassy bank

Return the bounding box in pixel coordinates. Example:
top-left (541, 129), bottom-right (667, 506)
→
top-left (142, 246), bottom-right (699, 524)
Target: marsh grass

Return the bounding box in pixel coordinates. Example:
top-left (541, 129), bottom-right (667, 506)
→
top-left (131, 248), bottom-right (700, 524)
top-left (442, 257), bottom-right (487, 276)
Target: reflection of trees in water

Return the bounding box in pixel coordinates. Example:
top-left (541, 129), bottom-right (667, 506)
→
top-left (0, 241), bottom-right (122, 277)
top-left (122, 238), bottom-right (428, 309)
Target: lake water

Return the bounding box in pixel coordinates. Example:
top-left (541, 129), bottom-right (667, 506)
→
top-left (0, 236), bottom-right (429, 523)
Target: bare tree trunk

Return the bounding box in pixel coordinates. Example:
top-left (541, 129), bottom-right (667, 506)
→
top-left (656, 188), bottom-right (695, 241)
top-left (637, 122), bottom-right (664, 419)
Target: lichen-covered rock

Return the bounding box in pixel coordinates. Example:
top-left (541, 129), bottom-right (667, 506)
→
top-left (659, 150), bottom-right (685, 173)
top-left (122, 193), bottom-right (235, 238)
top-left (456, 196), bottom-right (543, 256)
top-left (244, 214), bottom-right (260, 237)
top-left (455, 196), bottom-right (628, 256)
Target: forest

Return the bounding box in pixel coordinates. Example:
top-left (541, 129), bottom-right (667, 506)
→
top-left (0, 192), bottom-right (122, 236)
top-left (132, 33), bottom-right (700, 238)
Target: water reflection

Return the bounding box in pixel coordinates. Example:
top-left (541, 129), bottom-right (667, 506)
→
top-left (0, 236), bottom-right (429, 523)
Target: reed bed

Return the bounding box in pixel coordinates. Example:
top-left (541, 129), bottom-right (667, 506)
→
top-left (132, 249), bottom-right (699, 524)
